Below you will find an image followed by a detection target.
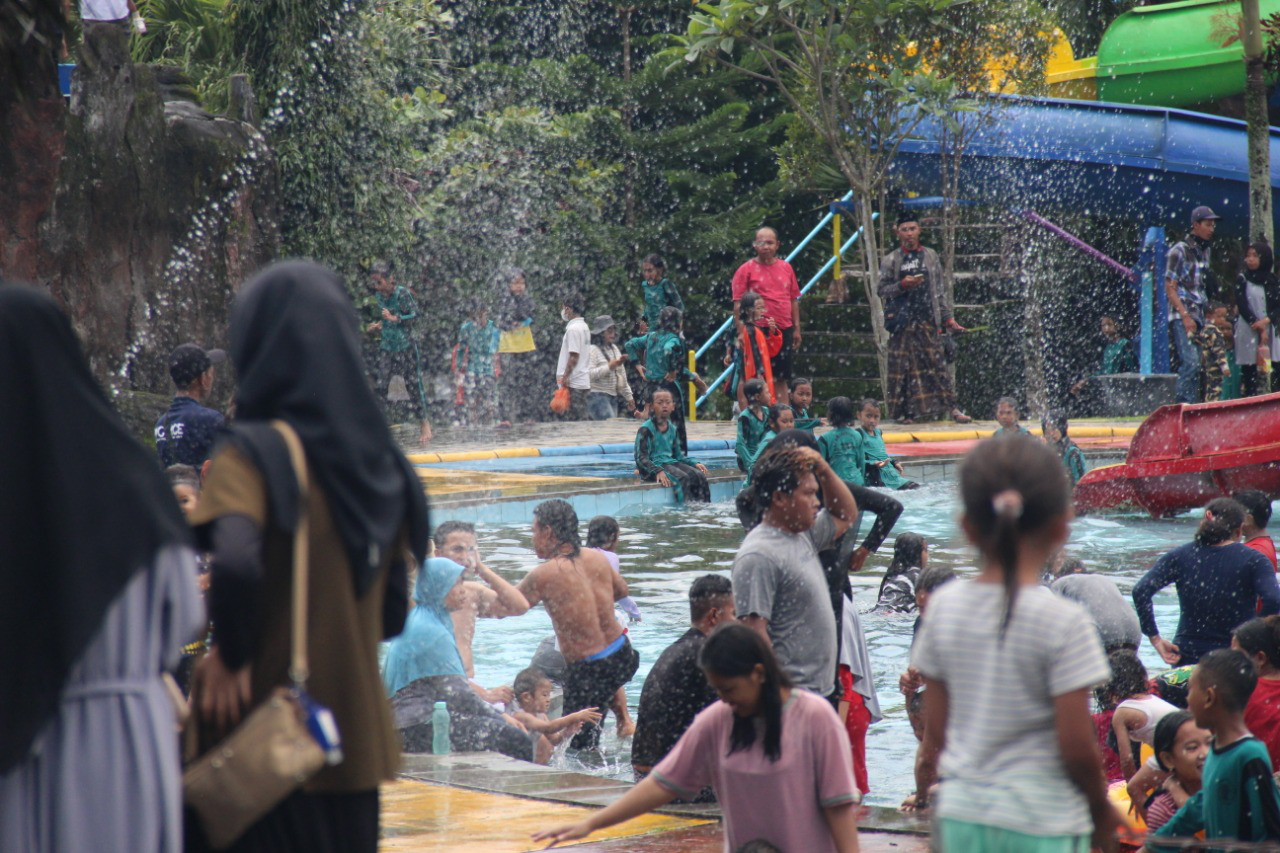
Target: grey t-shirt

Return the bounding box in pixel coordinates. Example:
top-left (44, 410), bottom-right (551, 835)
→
top-left (732, 511), bottom-right (839, 696)
top-left (1050, 573), bottom-right (1141, 651)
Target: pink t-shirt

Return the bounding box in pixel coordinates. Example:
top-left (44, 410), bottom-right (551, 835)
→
top-left (652, 689), bottom-right (857, 852)
top-left (732, 258), bottom-right (800, 329)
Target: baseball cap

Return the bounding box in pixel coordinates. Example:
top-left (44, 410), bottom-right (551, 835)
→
top-left (1191, 206), bottom-right (1222, 224)
top-left (589, 315), bottom-right (617, 335)
top-left (169, 343), bottom-right (226, 387)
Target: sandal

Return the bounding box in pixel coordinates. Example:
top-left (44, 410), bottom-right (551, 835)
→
top-left (951, 408), bottom-right (973, 424)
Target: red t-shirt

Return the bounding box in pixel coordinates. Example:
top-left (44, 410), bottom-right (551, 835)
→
top-left (732, 258), bottom-right (800, 329)
top-left (1245, 677), bottom-right (1280, 770)
top-left (1248, 535), bottom-right (1278, 570)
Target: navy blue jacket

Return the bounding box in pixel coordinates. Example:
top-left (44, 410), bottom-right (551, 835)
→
top-left (1133, 541), bottom-right (1280, 664)
top-left (154, 396), bottom-right (225, 467)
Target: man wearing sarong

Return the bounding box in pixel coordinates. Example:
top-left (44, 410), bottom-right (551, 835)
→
top-left (876, 212), bottom-right (971, 425)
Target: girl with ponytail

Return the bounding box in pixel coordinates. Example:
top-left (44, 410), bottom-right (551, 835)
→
top-left (908, 436), bottom-right (1122, 851)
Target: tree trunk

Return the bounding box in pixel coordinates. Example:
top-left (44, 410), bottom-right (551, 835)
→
top-left (858, 192), bottom-right (889, 399)
top-left (1243, 0), bottom-right (1273, 245)
top-left (619, 5), bottom-right (636, 235)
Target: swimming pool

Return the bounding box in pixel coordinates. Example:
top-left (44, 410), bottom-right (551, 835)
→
top-left (463, 484), bottom-right (1217, 808)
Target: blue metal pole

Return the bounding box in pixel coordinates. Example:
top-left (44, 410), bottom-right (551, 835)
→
top-left (693, 190), bottom-right (854, 362)
top-left (1152, 227), bottom-right (1170, 373)
top-left (696, 212), bottom-right (875, 407)
top-left (1139, 267), bottom-right (1153, 375)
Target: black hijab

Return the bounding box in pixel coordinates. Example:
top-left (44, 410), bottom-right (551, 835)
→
top-left (0, 284), bottom-right (191, 773)
top-left (1245, 241), bottom-right (1275, 285)
top-left (226, 261), bottom-right (429, 595)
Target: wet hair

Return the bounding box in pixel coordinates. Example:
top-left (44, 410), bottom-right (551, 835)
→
top-left (1196, 497), bottom-right (1246, 546)
top-left (1233, 615), bottom-right (1280, 670)
top-left (859, 398), bottom-right (881, 415)
top-left (586, 515), bottom-right (620, 550)
top-left (1195, 648), bottom-right (1258, 712)
top-left (651, 387), bottom-right (675, 404)
top-left (742, 378), bottom-right (767, 403)
top-left (788, 377), bottom-right (812, 393)
top-left (1234, 489), bottom-right (1272, 531)
top-left (996, 396), bottom-right (1018, 413)
top-left (1153, 710), bottom-right (1195, 771)
top-left (739, 291), bottom-right (763, 320)
top-left (433, 520), bottom-right (475, 548)
top-left (562, 291), bottom-right (585, 317)
top-left (766, 404), bottom-right (794, 431)
top-left (698, 622), bottom-right (791, 762)
top-left (1041, 409), bottom-right (1069, 437)
top-left (886, 532), bottom-right (926, 579)
top-left (165, 463), bottom-right (201, 491)
top-left (658, 305), bottom-right (683, 332)
top-left (736, 444), bottom-right (820, 531)
top-left (916, 564), bottom-right (957, 596)
top-left (642, 253), bottom-right (666, 272)
top-left (958, 435), bottom-right (1072, 637)
top-left (1105, 650), bottom-right (1150, 701)
top-left (533, 499), bottom-right (581, 556)
top-left (826, 396), bottom-right (855, 427)
top-left (513, 667), bottom-right (549, 699)
top-left (689, 574), bottom-right (733, 622)
top-left (1206, 300), bottom-right (1228, 316)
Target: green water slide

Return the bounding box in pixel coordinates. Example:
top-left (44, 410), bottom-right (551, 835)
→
top-left (1094, 0), bottom-right (1280, 107)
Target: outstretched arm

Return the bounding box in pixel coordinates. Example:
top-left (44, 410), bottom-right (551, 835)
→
top-left (532, 774), bottom-right (677, 847)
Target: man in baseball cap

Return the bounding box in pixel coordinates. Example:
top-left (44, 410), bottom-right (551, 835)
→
top-left (154, 343), bottom-right (227, 468)
top-left (1165, 206), bottom-right (1222, 403)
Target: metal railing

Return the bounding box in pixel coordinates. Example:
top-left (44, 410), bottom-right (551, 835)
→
top-left (693, 203), bottom-right (877, 408)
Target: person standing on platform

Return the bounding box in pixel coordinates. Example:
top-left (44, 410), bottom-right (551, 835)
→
top-left (732, 227), bottom-right (802, 406)
top-left (367, 259), bottom-right (432, 445)
top-left (496, 267), bottom-right (539, 426)
top-left (639, 254), bottom-right (684, 331)
top-left (1166, 206), bottom-right (1221, 404)
top-left (1235, 241), bottom-right (1278, 397)
top-left (555, 292), bottom-right (592, 421)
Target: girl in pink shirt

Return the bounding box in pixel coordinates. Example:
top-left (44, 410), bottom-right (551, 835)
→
top-left (532, 623), bottom-right (860, 852)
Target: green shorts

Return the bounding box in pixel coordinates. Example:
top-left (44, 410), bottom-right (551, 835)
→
top-left (935, 818), bottom-right (1091, 853)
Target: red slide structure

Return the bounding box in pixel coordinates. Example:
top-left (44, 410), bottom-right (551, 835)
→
top-left (1074, 393), bottom-right (1280, 517)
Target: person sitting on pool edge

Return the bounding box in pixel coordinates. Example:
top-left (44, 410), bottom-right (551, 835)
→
top-left (634, 387), bottom-right (711, 503)
top-left (632, 575), bottom-right (737, 800)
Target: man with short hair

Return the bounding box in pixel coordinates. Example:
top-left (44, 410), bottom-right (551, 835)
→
top-left (367, 260), bottom-right (433, 445)
top-left (435, 520), bottom-right (532, 704)
top-left (877, 212), bottom-right (970, 424)
top-left (154, 343), bottom-right (226, 468)
top-left (732, 227), bottom-right (802, 406)
top-left (631, 575), bottom-right (736, 784)
top-left (518, 500), bottom-right (639, 750)
top-left (732, 445), bottom-right (858, 700)
top-left (1049, 556), bottom-right (1142, 655)
top-left (555, 292), bottom-right (591, 420)
top-left (1166, 206), bottom-right (1221, 403)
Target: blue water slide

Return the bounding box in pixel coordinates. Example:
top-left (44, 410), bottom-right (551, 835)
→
top-left (889, 96), bottom-right (1280, 233)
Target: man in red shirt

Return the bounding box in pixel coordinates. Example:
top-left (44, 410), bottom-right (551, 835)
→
top-left (732, 227), bottom-right (802, 406)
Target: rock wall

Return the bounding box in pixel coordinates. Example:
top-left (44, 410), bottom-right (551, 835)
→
top-left (1, 23), bottom-right (279, 396)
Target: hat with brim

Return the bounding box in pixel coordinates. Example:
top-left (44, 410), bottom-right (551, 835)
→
top-left (590, 315), bottom-right (617, 335)
top-left (169, 343), bottom-right (226, 387)
top-left (1191, 206), bottom-right (1222, 223)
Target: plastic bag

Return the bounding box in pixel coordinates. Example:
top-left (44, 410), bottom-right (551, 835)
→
top-left (549, 386), bottom-right (571, 414)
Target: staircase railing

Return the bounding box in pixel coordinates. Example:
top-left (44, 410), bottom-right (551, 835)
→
top-left (693, 203), bottom-right (877, 408)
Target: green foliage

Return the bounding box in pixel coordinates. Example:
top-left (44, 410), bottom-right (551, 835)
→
top-left (132, 0), bottom-right (237, 109)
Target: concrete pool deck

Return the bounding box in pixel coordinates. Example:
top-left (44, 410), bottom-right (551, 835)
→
top-left (381, 753), bottom-right (931, 852)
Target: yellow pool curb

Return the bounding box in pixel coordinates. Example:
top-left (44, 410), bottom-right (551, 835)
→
top-left (882, 426), bottom-right (1139, 444)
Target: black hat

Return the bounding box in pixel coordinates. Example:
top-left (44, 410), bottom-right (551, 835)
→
top-left (1191, 206), bottom-right (1222, 224)
top-left (896, 209), bottom-right (920, 227)
top-left (169, 343), bottom-right (226, 387)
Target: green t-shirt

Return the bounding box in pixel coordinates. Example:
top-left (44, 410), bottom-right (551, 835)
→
top-left (457, 320), bottom-right (499, 376)
top-left (1100, 338), bottom-right (1137, 375)
top-left (793, 407), bottom-right (821, 433)
top-left (857, 426), bottom-right (905, 489)
top-left (1155, 735), bottom-right (1280, 845)
top-left (993, 426), bottom-right (1031, 439)
top-left (744, 429), bottom-right (778, 486)
top-left (635, 418), bottom-right (693, 475)
top-left (376, 286), bottom-right (417, 353)
top-left (735, 408), bottom-right (770, 472)
top-left (641, 277), bottom-right (684, 330)
top-left (818, 426), bottom-right (865, 485)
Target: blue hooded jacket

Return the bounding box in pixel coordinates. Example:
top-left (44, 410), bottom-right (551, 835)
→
top-left (382, 557), bottom-right (467, 696)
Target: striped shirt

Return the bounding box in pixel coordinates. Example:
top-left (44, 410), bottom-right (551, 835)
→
top-left (912, 580), bottom-right (1110, 836)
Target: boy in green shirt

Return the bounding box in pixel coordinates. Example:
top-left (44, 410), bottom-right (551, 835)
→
top-left (367, 260), bottom-right (432, 444)
top-left (817, 396), bottom-right (865, 485)
top-left (634, 388), bottom-right (709, 503)
top-left (1152, 648), bottom-right (1280, 848)
top-left (640, 253), bottom-right (684, 330)
top-left (624, 307), bottom-right (706, 453)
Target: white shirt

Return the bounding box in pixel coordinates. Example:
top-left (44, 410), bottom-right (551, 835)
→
top-left (556, 317), bottom-right (591, 390)
top-left (912, 580), bottom-right (1109, 836)
top-left (80, 0), bottom-right (131, 21)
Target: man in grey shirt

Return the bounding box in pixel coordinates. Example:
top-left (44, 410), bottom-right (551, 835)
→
top-left (1050, 558), bottom-right (1141, 653)
top-left (732, 443), bottom-right (858, 698)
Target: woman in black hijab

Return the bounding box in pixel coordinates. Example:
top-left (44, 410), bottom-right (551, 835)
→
top-left (188, 261), bottom-right (429, 853)
top-left (1235, 240), bottom-right (1280, 396)
top-left (0, 284), bottom-right (202, 852)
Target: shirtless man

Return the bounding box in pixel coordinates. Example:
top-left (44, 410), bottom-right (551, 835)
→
top-left (436, 520), bottom-right (531, 705)
top-left (518, 499), bottom-right (640, 751)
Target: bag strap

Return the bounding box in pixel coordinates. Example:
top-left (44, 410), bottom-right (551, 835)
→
top-left (270, 420), bottom-right (311, 689)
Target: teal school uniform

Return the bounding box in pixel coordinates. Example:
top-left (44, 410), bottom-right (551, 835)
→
top-left (736, 408), bottom-right (769, 473)
top-left (818, 425), bottom-right (865, 485)
top-left (641, 277), bottom-right (684, 330)
top-left (857, 425), bottom-right (906, 489)
top-left (793, 407), bottom-right (821, 433)
top-left (744, 429), bottom-right (777, 486)
top-left (1154, 735), bottom-right (1280, 845)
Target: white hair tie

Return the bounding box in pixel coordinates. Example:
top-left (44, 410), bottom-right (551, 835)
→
top-left (992, 489), bottom-right (1024, 519)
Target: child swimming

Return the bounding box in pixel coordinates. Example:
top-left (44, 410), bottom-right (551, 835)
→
top-left (510, 667), bottom-right (604, 746)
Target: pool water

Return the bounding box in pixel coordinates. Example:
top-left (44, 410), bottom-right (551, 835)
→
top-left (465, 483), bottom-right (1218, 808)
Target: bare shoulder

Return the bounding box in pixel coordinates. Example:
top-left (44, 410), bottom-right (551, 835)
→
top-left (579, 548), bottom-right (613, 577)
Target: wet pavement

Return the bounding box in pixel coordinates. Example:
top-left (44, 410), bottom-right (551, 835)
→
top-left (382, 753), bottom-right (931, 852)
